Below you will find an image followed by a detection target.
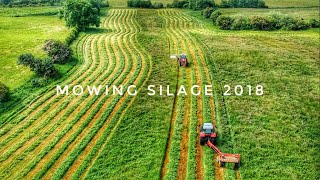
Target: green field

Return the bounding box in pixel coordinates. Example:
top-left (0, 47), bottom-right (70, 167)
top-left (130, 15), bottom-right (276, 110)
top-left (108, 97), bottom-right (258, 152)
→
top-left (0, 0), bottom-right (319, 179)
top-left (0, 8), bottom-right (69, 89)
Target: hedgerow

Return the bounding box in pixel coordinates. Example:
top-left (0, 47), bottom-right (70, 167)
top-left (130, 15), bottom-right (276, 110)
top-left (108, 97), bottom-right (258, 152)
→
top-left (215, 13), bottom-right (318, 30)
top-left (0, 82), bottom-right (10, 103)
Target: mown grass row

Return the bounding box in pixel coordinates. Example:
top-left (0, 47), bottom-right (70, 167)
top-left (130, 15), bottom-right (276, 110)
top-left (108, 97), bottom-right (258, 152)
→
top-left (23, 10), bottom-right (133, 179)
top-left (0, 31), bottom-right (98, 130)
top-left (0, 34), bottom-right (102, 146)
top-left (38, 9), bottom-right (145, 179)
top-left (0, 32), bottom-right (109, 179)
top-left (0, 10), bottom-right (127, 179)
top-left (79, 9), bottom-right (175, 179)
top-left (66, 10), bottom-right (151, 179)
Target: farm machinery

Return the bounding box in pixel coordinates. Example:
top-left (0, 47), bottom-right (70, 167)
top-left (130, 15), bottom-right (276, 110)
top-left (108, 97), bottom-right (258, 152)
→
top-left (200, 123), bottom-right (240, 169)
top-left (170, 53), bottom-right (188, 67)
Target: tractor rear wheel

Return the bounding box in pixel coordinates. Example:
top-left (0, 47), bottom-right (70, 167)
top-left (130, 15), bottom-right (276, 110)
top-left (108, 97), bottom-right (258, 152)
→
top-left (209, 138), bottom-right (215, 144)
top-left (234, 162), bottom-right (240, 169)
top-left (220, 161), bottom-right (225, 167)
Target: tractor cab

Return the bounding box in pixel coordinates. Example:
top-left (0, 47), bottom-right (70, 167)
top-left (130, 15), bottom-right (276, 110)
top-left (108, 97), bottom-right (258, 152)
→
top-left (200, 123), bottom-right (216, 145)
top-left (178, 54), bottom-right (188, 67)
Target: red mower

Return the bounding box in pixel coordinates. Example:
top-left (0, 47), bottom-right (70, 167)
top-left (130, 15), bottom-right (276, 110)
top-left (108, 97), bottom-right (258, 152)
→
top-left (178, 54), bottom-right (188, 67)
top-left (200, 123), bottom-right (241, 169)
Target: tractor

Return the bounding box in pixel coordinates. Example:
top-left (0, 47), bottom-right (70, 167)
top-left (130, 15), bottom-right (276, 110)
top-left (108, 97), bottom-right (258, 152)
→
top-left (178, 54), bottom-right (188, 67)
top-left (200, 123), bottom-right (216, 145)
top-left (200, 123), bottom-right (241, 169)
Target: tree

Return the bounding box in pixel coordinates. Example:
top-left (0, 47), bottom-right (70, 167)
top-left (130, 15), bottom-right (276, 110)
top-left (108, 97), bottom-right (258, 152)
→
top-left (43, 39), bottom-right (72, 64)
top-left (59, 0), bottom-right (100, 30)
top-left (0, 82), bottom-right (9, 102)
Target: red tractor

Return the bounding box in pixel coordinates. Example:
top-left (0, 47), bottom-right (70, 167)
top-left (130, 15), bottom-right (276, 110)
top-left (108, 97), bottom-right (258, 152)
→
top-left (200, 123), bottom-right (216, 145)
top-left (200, 123), bottom-right (240, 169)
top-left (178, 54), bottom-right (188, 67)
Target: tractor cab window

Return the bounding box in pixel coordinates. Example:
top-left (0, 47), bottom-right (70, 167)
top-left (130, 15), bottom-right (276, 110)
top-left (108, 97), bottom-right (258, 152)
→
top-left (204, 128), bottom-right (213, 134)
top-left (180, 55), bottom-right (186, 59)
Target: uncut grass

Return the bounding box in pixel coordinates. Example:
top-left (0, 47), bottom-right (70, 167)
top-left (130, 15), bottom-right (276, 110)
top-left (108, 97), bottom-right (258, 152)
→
top-left (190, 10), bottom-right (320, 179)
top-left (84, 9), bottom-right (176, 179)
top-left (0, 14), bottom-right (69, 89)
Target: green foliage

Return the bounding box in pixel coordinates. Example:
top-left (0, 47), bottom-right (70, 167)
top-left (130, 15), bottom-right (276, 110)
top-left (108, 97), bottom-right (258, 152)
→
top-left (210, 10), bottom-right (222, 24)
top-left (153, 2), bottom-right (164, 8)
top-left (196, 0), bottom-right (215, 9)
top-left (0, 82), bottom-right (10, 102)
top-left (127, 0), bottom-right (152, 8)
top-left (216, 15), bottom-right (234, 29)
top-left (309, 18), bottom-right (320, 28)
top-left (220, 0), bottom-right (267, 8)
top-left (42, 39), bottom-right (72, 64)
top-left (59, 0), bottom-right (100, 31)
top-left (66, 28), bottom-right (79, 45)
top-left (18, 54), bottom-right (58, 78)
top-left (202, 7), bottom-right (215, 18)
top-left (215, 13), bottom-right (314, 30)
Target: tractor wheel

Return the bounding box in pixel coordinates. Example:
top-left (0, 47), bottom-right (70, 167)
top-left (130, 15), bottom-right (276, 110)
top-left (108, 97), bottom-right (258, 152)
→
top-left (220, 161), bottom-right (225, 167)
top-left (234, 162), bottom-right (240, 169)
top-left (200, 138), bottom-right (206, 146)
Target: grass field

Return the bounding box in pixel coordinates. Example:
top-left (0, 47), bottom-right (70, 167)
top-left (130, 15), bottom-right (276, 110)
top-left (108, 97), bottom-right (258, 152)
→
top-left (109, 0), bottom-right (173, 7)
top-left (187, 8), bottom-right (320, 179)
top-left (0, 0), bottom-right (319, 179)
top-left (0, 8), bottom-right (69, 90)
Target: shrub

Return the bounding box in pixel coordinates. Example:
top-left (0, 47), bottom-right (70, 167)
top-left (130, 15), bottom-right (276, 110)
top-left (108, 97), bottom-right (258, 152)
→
top-left (231, 16), bottom-right (251, 30)
top-left (66, 28), bottom-right (79, 45)
top-left (0, 82), bottom-right (10, 102)
top-left (171, 0), bottom-right (188, 8)
top-left (210, 10), bottom-right (222, 24)
top-left (153, 2), bottom-right (163, 8)
top-left (309, 18), bottom-right (320, 28)
top-left (17, 55), bottom-right (58, 78)
top-left (127, 0), bottom-right (152, 8)
top-left (43, 39), bottom-right (72, 64)
top-left (220, 0), bottom-right (267, 8)
top-left (202, 7), bottom-right (215, 18)
top-left (216, 15), bottom-right (234, 30)
top-left (196, 0), bottom-right (215, 9)
top-left (250, 16), bottom-right (273, 30)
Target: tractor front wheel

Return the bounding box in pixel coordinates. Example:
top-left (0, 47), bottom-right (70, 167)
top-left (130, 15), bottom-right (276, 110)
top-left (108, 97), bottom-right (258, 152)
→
top-left (200, 138), bottom-right (206, 146)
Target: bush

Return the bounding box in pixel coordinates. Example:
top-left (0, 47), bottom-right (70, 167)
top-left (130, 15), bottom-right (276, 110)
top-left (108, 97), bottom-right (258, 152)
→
top-left (216, 15), bottom-right (234, 30)
top-left (127, 0), bottom-right (152, 8)
top-left (43, 39), bottom-right (72, 64)
top-left (231, 16), bottom-right (251, 30)
top-left (170, 0), bottom-right (188, 8)
top-left (196, 0), bottom-right (215, 9)
top-left (309, 18), bottom-right (320, 28)
top-left (0, 82), bottom-right (10, 102)
top-left (202, 7), bottom-right (215, 18)
top-left (17, 54), bottom-right (58, 78)
top-left (66, 28), bottom-right (79, 45)
top-left (220, 0), bottom-right (267, 8)
top-left (210, 10), bottom-right (222, 24)
top-left (153, 2), bottom-right (163, 8)
top-left (250, 16), bottom-right (273, 30)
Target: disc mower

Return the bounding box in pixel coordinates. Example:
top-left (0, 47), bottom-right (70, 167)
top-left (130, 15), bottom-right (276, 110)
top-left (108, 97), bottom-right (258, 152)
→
top-left (200, 123), bottom-right (240, 169)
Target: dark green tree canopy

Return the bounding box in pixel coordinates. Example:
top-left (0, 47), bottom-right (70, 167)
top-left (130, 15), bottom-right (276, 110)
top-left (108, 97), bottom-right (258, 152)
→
top-left (59, 0), bottom-right (101, 30)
